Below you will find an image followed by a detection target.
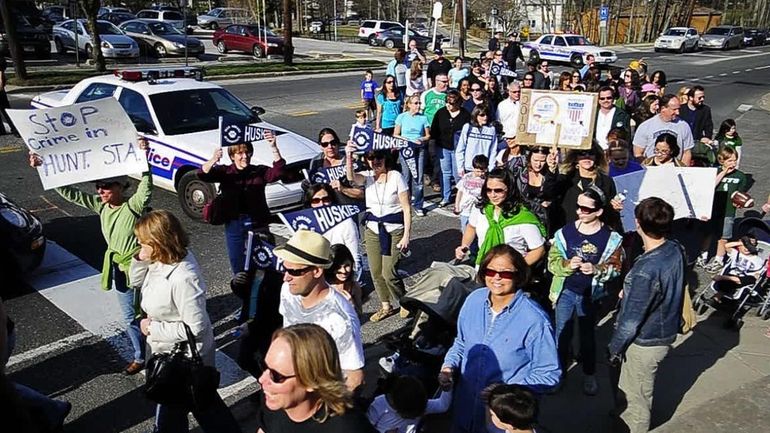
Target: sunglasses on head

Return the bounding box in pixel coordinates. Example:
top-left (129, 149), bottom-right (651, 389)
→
top-left (577, 204), bottom-right (599, 213)
top-left (311, 196), bottom-right (332, 205)
top-left (258, 359), bottom-right (296, 384)
top-left (319, 140), bottom-right (336, 148)
top-left (284, 266), bottom-right (313, 277)
top-left (482, 268), bottom-right (517, 280)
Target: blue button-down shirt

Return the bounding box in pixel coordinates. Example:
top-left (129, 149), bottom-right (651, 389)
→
top-left (443, 288), bottom-right (561, 433)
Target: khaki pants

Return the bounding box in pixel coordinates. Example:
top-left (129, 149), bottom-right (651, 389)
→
top-left (364, 227), bottom-right (405, 305)
top-left (618, 343), bottom-right (670, 433)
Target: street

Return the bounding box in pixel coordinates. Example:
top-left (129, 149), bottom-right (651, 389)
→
top-left (3, 43), bottom-right (770, 432)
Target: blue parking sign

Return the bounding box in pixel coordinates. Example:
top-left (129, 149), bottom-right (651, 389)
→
top-left (599, 6), bottom-right (609, 21)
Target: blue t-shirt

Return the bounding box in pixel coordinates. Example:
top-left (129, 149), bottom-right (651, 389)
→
top-left (376, 93), bottom-right (403, 129)
top-left (395, 112), bottom-right (429, 141)
top-left (448, 67), bottom-right (469, 88)
top-left (609, 159), bottom-right (645, 178)
top-left (563, 223), bottom-right (612, 295)
top-left (361, 79), bottom-right (378, 100)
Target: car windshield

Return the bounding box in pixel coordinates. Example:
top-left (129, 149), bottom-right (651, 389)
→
top-left (149, 22), bottom-right (181, 35)
top-left (664, 29), bottom-right (686, 36)
top-left (246, 26), bottom-right (278, 37)
top-left (207, 8), bottom-right (222, 16)
top-left (150, 88), bottom-right (257, 135)
top-left (564, 36), bottom-right (593, 46)
top-left (96, 21), bottom-right (123, 34)
top-left (706, 28), bottom-right (730, 35)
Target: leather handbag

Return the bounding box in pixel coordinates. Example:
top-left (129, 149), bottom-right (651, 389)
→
top-left (202, 193), bottom-right (227, 226)
top-left (144, 324), bottom-right (220, 410)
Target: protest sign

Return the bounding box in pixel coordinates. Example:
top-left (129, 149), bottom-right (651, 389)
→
top-left (350, 126), bottom-right (420, 177)
top-left (517, 89), bottom-right (597, 149)
top-left (490, 63), bottom-right (517, 78)
top-left (310, 161), bottom-right (362, 183)
top-left (278, 203), bottom-right (364, 234)
top-left (219, 116), bottom-right (279, 147)
top-left (9, 98), bottom-right (146, 190)
top-left (613, 165), bottom-right (717, 232)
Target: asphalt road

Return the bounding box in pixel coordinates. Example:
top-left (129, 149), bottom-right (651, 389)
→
top-left (2, 44), bottom-right (770, 432)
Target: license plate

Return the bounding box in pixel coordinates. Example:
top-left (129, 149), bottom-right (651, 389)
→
top-left (23, 46), bottom-right (35, 52)
top-left (118, 51), bottom-right (132, 56)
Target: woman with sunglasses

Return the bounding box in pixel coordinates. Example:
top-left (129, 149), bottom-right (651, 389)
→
top-left (29, 138), bottom-right (151, 376)
top-left (325, 244), bottom-right (363, 317)
top-left (456, 104), bottom-right (499, 178)
top-left (547, 187), bottom-right (623, 396)
top-left (345, 147), bottom-right (410, 323)
top-left (310, 128), bottom-right (363, 203)
top-left (454, 168), bottom-right (546, 266)
top-left (131, 210), bottom-right (241, 433)
top-left (519, 146), bottom-right (559, 235)
top-left (618, 68), bottom-right (641, 113)
top-left (394, 94), bottom-right (431, 216)
top-left (304, 183), bottom-right (362, 284)
top-left (375, 74), bottom-right (403, 135)
top-left (462, 82), bottom-right (496, 119)
top-left (439, 245), bottom-right (560, 433)
top-left (642, 133), bottom-right (685, 167)
top-left (569, 69), bottom-right (583, 90)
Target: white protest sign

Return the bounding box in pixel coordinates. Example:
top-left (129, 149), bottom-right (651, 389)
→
top-left (9, 98), bottom-right (146, 190)
top-left (613, 165), bottom-right (717, 232)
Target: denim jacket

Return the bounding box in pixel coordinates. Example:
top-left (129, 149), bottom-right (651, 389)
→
top-left (608, 240), bottom-right (684, 357)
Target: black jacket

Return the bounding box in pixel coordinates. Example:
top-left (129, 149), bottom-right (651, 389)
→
top-left (595, 107), bottom-right (632, 138)
top-left (430, 107), bottom-right (472, 150)
top-left (679, 104), bottom-right (714, 140)
top-left (553, 171), bottom-right (620, 231)
top-left (502, 41), bottom-right (524, 64)
top-left (533, 70), bottom-right (551, 90)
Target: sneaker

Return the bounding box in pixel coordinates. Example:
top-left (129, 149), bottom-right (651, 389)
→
top-left (379, 352), bottom-right (400, 373)
top-left (414, 208), bottom-right (426, 217)
top-left (439, 200), bottom-right (451, 207)
top-left (695, 255), bottom-right (708, 268)
top-left (583, 375), bottom-right (599, 396)
top-left (704, 258), bottom-right (724, 273)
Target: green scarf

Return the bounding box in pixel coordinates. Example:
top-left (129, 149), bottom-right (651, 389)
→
top-left (476, 203), bottom-right (547, 264)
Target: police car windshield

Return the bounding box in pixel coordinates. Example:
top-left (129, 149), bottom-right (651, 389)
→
top-left (150, 88), bottom-right (257, 135)
top-left (564, 36), bottom-right (592, 46)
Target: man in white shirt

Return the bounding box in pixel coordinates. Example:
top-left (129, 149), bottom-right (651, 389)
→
top-left (274, 230), bottom-right (365, 392)
top-left (633, 94), bottom-right (694, 165)
top-left (497, 82), bottom-right (522, 138)
top-left (594, 86), bottom-right (630, 149)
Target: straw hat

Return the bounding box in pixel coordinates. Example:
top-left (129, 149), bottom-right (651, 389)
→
top-left (274, 229), bottom-right (332, 268)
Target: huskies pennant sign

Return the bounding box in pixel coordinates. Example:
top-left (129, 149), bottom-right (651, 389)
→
top-left (244, 231), bottom-right (283, 272)
top-left (350, 126), bottom-right (420, 178)
top-left (219, 116), bottom-right (280, 147)
top-left (310, 160), bottom-right (363, 184)
top-left (279, 203), bottom-right (364, 235)
top-left (490, 63), bottom-right (518, 78)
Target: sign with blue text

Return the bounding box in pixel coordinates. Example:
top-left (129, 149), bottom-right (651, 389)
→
top-left (9, 98), bottom-right (146, 190)
top-left (279, 203), bottom-right (364, 234)
top-left (350, 126), bottom-right (420, 177)
top-left (599, 6), bottom-right (609, 21)
top-left (310, 161), bottom-right (362, 183)
top-left (219, 116), bottom-right (274, 147)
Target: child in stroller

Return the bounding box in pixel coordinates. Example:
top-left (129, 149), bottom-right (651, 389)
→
top-left (367, 375), bottom-right (452, 433)
top-left (707, 235), bottom-right (765, 305)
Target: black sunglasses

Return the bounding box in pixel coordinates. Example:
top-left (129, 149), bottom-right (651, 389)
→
top-left (486, 187), bottom-right (507, 194)
top-left (311, 196), bottom-right (332, 205)
top-left (284, 266), bottom-right (313, 277)
top-left (319, 140), bottom-right (336, 148)
top-left (577, 204), bottom-right (600, 213)
top-left (482, 269), bottom-right (517, 280)
top-left (258, 359), bottom-right (296, 384)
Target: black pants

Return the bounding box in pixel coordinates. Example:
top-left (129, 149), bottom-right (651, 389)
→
top-left (0, 90), bottom-right (16, 135)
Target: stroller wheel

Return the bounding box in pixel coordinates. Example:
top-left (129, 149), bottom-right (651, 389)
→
top-left (762, 308), bottom-right (770, 321)
top-left (733, 318), bottom-right (744, 330)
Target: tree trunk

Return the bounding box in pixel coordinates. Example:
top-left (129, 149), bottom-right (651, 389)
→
top-left (81, 0), bottom-right (106, 72)
top-left (0, 0), bottom-right (27, 80)
top-left (283, 0), bottom-right (293, 65)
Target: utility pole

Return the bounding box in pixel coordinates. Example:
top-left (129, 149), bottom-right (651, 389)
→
top-left (283, 0), bottom-right (293, 64)
top-left (457, 0), bottom-right (465, 57)
top-left (0, 0), bottom-right (27, 80)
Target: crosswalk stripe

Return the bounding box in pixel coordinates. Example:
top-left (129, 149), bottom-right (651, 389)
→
top-left (7, 331), bottom-right (93, 368)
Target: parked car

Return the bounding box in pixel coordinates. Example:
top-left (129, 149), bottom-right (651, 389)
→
top-left (371, 27), bottom-right (438, 50)
top-left (309, 21), bottom-right (324, 33)
top-left (358, 19), bottom-right (402, 44)
top-left (99, 11), bottom-right (137, 26)
top-left (743, 28), bottom-right (767, 46)
top-left (120, 20), bottom-right (204, 57)
top-left (0, 192), bottom-right (46, 274)
top-left (700, 25), bottom-right (745, 50)
top-left (53, 19), bottom-right (140, 59)
top-left (135, 9), bottom-right (185, 31)
top-left (41, 5), bottom-right (71, 23)
top-left (346, 18), bottom-right (362, 26)
top-left (654, 27), bottom-right (700, 53)
top-left (0, 15), bottom-right (51, 58)
top-left (98, 6), bottom-right (132, 16)
top-left (522, 33), bottom-right (617, 68)
top-left (197, 7), bottom-right (249, 30)
top-left (213, 24), bottom-right (284, 58)
top-left (31, 68), bottom-right (319, 219)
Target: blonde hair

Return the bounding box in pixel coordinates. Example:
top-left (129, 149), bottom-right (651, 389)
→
top-left (676, 86), bottom-right (691, 104)
top-left (272, 324), bottom-right (352, 421)
top-left (404, 94), bottom-right (421, 112)
top-left (226, 142), bottom-right (253, 160)
top-left (134, 210), bottom-right (189, 264)
top-left (717, 145), bottom-right (738, 164)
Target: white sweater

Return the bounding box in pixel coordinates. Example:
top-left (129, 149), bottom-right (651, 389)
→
top-left (130, 251), bottom-right (216, 366)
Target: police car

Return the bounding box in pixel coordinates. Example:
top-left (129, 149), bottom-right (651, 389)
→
top-left (31, 68), bottom-right (320, 220)
top-left (522, 34), bottom-right (617, 68)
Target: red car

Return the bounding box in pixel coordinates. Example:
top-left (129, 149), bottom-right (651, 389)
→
top-left (213, 24), bottom-right (284, 58)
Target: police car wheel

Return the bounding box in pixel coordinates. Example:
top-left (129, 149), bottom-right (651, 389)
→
top-left (178, 171), bottom-right (215, 220)
top-left (570, 54), bottom-right (583, 68)
top-left (529, 50), bottom-right (539, 63)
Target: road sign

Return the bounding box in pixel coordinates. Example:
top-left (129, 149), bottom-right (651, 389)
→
top-left (599, 6), bottom-right (609, 22)
top-left (432, 2), bottom-right (443, 20)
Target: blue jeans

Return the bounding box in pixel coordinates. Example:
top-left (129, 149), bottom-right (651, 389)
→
top-left (154, 396), bottom-right (241, 433)
top-left (224, 215), bottom-right (253, 274)
top-left (554, 289), bottom-right (596, 376)
top-left (114, 267), bottom-right (145, 364)
top-left (400, 148), bottom-right (426, 209)
top-left (439, 147), bottom-right (457, 202)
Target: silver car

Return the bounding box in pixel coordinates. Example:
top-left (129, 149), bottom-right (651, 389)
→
top-left (53, 19), bottom-right (139, 59)
top-left (701, 25), bottom-right (745, 50)
top-left (135, 9), bottom-right (185, 31)
top-left (120, 19), bottom-right (204, 57)
top-left (197, 8), bottom-right (248, 30)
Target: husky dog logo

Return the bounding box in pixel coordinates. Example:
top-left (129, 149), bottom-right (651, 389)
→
top-left (291, 215), bottom-right (315, 232)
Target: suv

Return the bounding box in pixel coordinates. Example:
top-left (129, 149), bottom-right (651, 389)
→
top-left (136, 9), bottom-right (185, 31)
top-left (358, 20), bottom-right (401, 44)
top-left (701, 25), bottom-right (744, 50)
top-left (197, 7), bottom-right (249, 30)
top-left (0, 15), bottom-right (51, 58)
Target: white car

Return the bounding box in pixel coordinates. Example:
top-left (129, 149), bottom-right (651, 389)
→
top-left (654, 27), bottom-right (700, 53)
top-left (30, 68), bottom-right (320, 220)
top-left (53, 19), bottom-right (140, 59)
top-left (522, 34), bottom-right (617, 68)
top-left (358, 20), bottom-right (402, 44)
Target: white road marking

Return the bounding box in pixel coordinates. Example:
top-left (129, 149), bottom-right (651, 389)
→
top-left (757, 65), bottom-right (770, 69)
top-left (704, 75), bottom-right (714, 79)
top-left (7, 331), bottom-right (93, 368)
top-left (737, 104), bottom-right (753, 113)
top-left (745, 68), bottom-right (754, 72)
top-left (719, 73), bottom-right (728, 76)
top-left (732, 71), bottom-right (741, 74)
top-left (698, 51), bottom-right (770, 65)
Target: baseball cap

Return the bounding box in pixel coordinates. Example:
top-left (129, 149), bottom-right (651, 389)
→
top-left (434, 48), bottom-right (444, 55)
top-left (740, 235), bottom-right (759, 254)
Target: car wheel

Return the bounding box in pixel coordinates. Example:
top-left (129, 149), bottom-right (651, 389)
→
top-left (252, 44), bottom-right (264, 58)
top-left (217, 41), bottom-right (227, 54)
top-left (210, 22), bottom-right (218, 30)
top-left (384, 39), bottom-right (395, 49)
top-left (570, 53), bottom-right (584, 68)
top-left (529, 50), bottom-right (540, 64)
top-left (368, 35), bottom-right (378, 46)
top-left (54, 38), bottom-right (66, 54)
top-left (85, 44), bottom-right (93, 59)
top-left (678, 43), bottom-right (685, 54)
top-left (177, 170), bottom-right (215, 221)
top-left (154, 43), bottom-right (167, 58)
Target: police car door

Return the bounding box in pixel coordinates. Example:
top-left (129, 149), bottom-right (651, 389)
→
top-left (553, 36), bottom-right (568, 62)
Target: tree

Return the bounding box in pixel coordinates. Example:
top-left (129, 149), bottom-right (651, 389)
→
top-left (79, 0), bottom-right (106, 72)
top-left (0, 0), bottom-right (27, 80)
top-left (283, 0), bottom-right (293, 65)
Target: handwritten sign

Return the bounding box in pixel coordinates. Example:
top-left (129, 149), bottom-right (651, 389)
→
top-left (9, 98), bottom-right (146, 190)
top-left (517, 89), bottom-right (597, 149)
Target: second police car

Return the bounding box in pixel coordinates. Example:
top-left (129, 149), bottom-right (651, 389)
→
top-left (31, 68), bottom-right (320, 220)
top-left (522, 34), bottom-right (617, 68)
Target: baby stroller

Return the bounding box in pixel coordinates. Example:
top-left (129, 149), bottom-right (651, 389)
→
top-left (692, 217), bottom-right (770, 329)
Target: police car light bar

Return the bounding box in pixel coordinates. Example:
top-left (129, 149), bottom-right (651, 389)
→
top-left (113, 67), bottom-right (204, 83)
